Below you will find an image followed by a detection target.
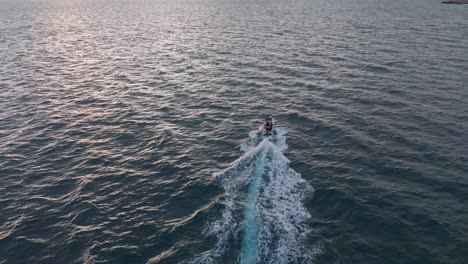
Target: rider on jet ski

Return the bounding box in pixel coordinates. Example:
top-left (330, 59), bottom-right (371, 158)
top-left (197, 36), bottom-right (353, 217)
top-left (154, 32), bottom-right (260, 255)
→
top-left (263, 116), bottom-right (274, 135)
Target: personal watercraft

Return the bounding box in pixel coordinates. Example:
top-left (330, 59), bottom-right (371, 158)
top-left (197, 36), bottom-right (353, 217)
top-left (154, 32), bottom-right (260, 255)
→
top-left (261, 116), bottom-right (276, 137)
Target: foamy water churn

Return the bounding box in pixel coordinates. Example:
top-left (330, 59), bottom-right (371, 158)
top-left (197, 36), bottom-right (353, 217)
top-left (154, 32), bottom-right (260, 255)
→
top-left (190, 129), bottom-right (321, 264)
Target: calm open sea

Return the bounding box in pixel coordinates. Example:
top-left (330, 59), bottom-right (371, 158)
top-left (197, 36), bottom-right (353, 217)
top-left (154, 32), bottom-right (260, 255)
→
top-left (1, 0), bottom-right (467, 263)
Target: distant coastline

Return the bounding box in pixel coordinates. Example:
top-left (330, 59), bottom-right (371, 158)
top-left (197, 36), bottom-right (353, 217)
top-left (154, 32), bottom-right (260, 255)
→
top-left (442, 0), bottom-right (468, 4)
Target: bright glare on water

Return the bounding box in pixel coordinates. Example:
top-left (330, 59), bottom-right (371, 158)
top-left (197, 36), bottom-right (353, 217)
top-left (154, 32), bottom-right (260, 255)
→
top-left (0, 0), bottom-right (467, 263)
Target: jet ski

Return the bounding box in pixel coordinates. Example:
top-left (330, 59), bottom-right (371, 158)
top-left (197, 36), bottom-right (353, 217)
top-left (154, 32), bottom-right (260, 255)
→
top-left (261, 116), bottom-right (276, 137)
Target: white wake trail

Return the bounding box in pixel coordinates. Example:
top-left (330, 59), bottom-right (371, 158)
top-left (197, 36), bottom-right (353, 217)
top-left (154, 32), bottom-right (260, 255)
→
top-left (190, 129), bottom-right (321, 264)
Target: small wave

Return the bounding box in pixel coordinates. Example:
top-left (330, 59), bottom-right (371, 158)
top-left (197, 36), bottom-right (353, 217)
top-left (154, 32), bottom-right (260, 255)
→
top-left (0, 215), bottom-right (24, 241)
top-left (188, 129), bottom-right (321, 263)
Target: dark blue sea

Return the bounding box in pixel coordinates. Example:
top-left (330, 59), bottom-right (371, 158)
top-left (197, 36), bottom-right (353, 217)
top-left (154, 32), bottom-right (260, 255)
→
top-left (1, 0), bottom-right (467, 263)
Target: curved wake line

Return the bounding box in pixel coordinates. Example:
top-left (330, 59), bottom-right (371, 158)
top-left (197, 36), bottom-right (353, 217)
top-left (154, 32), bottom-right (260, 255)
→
top-left (189, 129), bottom-right (321, 264)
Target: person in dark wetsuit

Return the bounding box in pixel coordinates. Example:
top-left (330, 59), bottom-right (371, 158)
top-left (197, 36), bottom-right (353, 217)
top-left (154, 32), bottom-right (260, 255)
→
top-left (264, 117), bottom-right (273, 134)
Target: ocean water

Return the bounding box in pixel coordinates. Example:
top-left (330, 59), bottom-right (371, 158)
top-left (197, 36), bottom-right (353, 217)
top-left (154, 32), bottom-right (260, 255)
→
top-left (0, 0), bottom-right (467, 263)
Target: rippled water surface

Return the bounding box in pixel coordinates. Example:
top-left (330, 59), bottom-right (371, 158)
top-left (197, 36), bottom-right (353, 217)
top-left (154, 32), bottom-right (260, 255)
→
top-left (1, 0), bottom-right (467, 263)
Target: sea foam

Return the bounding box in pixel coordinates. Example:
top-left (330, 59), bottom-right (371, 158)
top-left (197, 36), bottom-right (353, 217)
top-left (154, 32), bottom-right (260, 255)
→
top-left (190, 129), bottom-right (320, 264)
